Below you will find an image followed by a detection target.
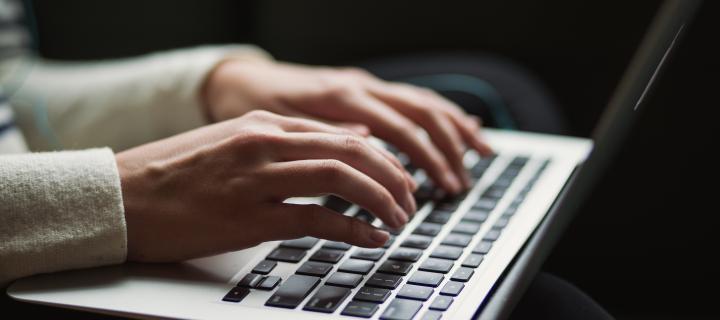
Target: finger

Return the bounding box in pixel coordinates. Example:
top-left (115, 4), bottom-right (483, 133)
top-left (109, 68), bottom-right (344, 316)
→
top-left (340, 94), bottom-right (462, 194)
top-left (261, 159), bottom-right (409, 228)
top-left (267, 203), bottom-right (390, 248)
top-left (450, 114), bottom-right (495, 156)
top-left (418, 89), bottom-right (495, 156)
top-left (257, 110), bottom-right (363, 136)
top-left (365, 84), bottom-right (470, 189)
top-left (338, 123), bottom-right (371, 137)
top-left (274, 132), bottom-right (415, 215)
top-left (380, 100), bottom-right (470, 189)
top-left (371, 144), bottom-right (418, 193)
top-left (258, 105), bottom-right (372, 137)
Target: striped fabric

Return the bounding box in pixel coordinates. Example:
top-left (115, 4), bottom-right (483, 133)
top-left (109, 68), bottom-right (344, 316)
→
top-left (0, 0), bottom-right (29, 153)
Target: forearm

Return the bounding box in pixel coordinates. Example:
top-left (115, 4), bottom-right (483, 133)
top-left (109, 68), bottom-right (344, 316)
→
top-left (0, 149), bottom-right (125, 286)
top-left (7, 45), bottom-right (270, 151)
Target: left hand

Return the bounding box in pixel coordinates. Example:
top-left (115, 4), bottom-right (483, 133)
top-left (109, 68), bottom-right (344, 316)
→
top-left (202, 60), bottom-right (494, 194)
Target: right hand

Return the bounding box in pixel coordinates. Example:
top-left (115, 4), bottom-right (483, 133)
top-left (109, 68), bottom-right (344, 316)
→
top-left (116, 110), bottom-right (416, 262)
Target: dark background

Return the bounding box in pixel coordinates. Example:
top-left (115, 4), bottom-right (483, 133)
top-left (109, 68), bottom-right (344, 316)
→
top-left (17, 0), bottom-right (720, 318)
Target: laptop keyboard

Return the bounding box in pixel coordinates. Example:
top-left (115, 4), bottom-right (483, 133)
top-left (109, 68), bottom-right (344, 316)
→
top-left (222, 153), bottom-right (550, 319)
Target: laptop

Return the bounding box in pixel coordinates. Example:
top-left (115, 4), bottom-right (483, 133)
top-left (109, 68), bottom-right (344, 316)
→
top-left (6, 1), bottom-right (700, 319)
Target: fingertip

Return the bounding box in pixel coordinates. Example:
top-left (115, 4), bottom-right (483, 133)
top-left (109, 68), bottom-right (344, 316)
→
top-left (370, 228), bottom-right (390, 245)
top-left (443, 171), bottom-right (463, 194)
top-left (405, 171), bottom-right (418, 191)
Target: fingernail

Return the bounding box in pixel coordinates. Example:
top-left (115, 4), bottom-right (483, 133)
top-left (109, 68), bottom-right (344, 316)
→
top-left (395, 206), bottom-right (408, 226)
top-left (405, 172), bottom-right (418, 191)
top-left (371, 229), bottom-right (390, 244)
top-left (445, 172), bottom-right (462, 194)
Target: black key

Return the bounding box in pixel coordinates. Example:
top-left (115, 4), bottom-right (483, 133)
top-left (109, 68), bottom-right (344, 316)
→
top-left (441, 233), bottom-right (473, 247)
top-left (257, 275), bottom-right (281, 290)
top-left (342, 301), bottom-right (379, 318)
top-left (471, 156), bottom-right (495, 175)
top-left (365, 273), bottom-right (403, 289)
top-left (450, 267), bottom-right (475, 282)
top-left (252, 259), bottom-right (277, 275)
top-left (501, 166), bottom-right (523, 178)
top-left (280, 236), bottom-right (319, 250)
top-left (310, 248), bottom-right (345, 263)
top-left (419, 258), bottom-right (454, 274)
top-left (401, 234), bottom-right (434, 249)
top-left (439, 281), bottom-right (465, 296)
top-left (267, 247), bottom-right (306, 263)
top-left (472, 241), bottom-right (493, 254)
top-left (354, 286), bottom-right (391, 303)
top-left (296, 261), bottom-right (333, 277)
top-left (338, 259), bottom-right (375, 275)
top-left (429, 295), bottom-right (453, 311)
top-left (303, 285), bottom-right (351, 313)
top-left (493, 176), bottom-right (514, 188)
top-left (494, 216), bottom-right (510, 229)
top-left (238, 273), bottom-right (263, 288)
top-left (482, 186), bottom-right (506, 199)
top-left (464, 210), bottom-right (489, 223)
top-left (222, 287), bottom-right (250, 302)
top-left (354, 209), bottom-right (376, 224)
top-left (265, 274), bottom-right (320, 308)
top-left (424, 211), bottom-right (453, 224)
top-left (473, 198), bottom-right (497, 211)
top-left (408, 271), bottom-right (444, 287)
top-left (413, 222), bottom-right (443, 237)
top-left (381, 298), bottom-right (423, 320)
top-left (324, 195), bottom-right (352, 213)
top-left (351, 248), bottom-right (386, 261)
top-left (483, 228), bottom-right (502, 242)
top-left (430, 245), bottom-right (464, 260)
top-left (323, 241), bottom-right (352, 251)
top-left (462, 254), bottom-right (484, 268)
top-left (503, 205), bottom-right (518, 216)
top-left (452, 221), bottom-right (482, 234)
top-left (434, 201), bottom-right (459, 212)
top-left (396, 284), bottom-right (434, 301)
top-left (381, 224), bottom-right (404, 235)
top-left (382, 235), bottom-right (396, 248)
top-left (421, 310), bottom-right (443, 320)
top-left (326, 272), bottom-right (363, 288)
top-left (388, 248), bottom-right (423, 262)
top-left (510, 156), bottom-right (529, 167)
top-left (377, 260), bottom-right (414, 275)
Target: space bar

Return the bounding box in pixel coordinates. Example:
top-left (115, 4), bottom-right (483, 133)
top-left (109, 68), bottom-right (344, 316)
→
top-left (265, 274), bottom-right (320, 309)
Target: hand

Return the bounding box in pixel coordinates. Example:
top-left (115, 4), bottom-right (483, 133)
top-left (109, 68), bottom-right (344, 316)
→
top-left (202, 60), bottom-right (494, 194)
top-left (117, 110), bottom-right (416, 262)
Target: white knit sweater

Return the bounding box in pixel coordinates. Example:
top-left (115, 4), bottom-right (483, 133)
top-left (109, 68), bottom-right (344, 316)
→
top-left (0, 45), bottom-right (270, 286)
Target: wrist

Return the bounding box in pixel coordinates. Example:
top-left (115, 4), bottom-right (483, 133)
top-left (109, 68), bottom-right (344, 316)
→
top-left (200, 58), bottom-right (266, 122)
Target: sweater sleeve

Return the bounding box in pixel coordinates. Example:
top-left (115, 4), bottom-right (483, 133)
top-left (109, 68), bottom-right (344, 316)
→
top-left (8, 45), bottom-right (271, 152)
top-left (0, 148), bottom-right (124, 286)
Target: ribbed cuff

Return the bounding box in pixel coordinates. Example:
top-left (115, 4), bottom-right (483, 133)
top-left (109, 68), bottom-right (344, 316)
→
top-left (0, 148), bottom-right (126, 285)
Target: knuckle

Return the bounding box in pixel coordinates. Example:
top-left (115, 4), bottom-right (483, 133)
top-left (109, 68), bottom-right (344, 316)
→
top-left (321, 81), bottom-right (359, 102)
top-left (340, 67), bottom-right (372, 79)
top-left (318, 159), bottom-right (348, 182)
top-left (342, 135), bottom-right (367, 156)
top-left (228, 129), bottom-right (283, 154)
top-left (244, 109), bottom-right (274, 120)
